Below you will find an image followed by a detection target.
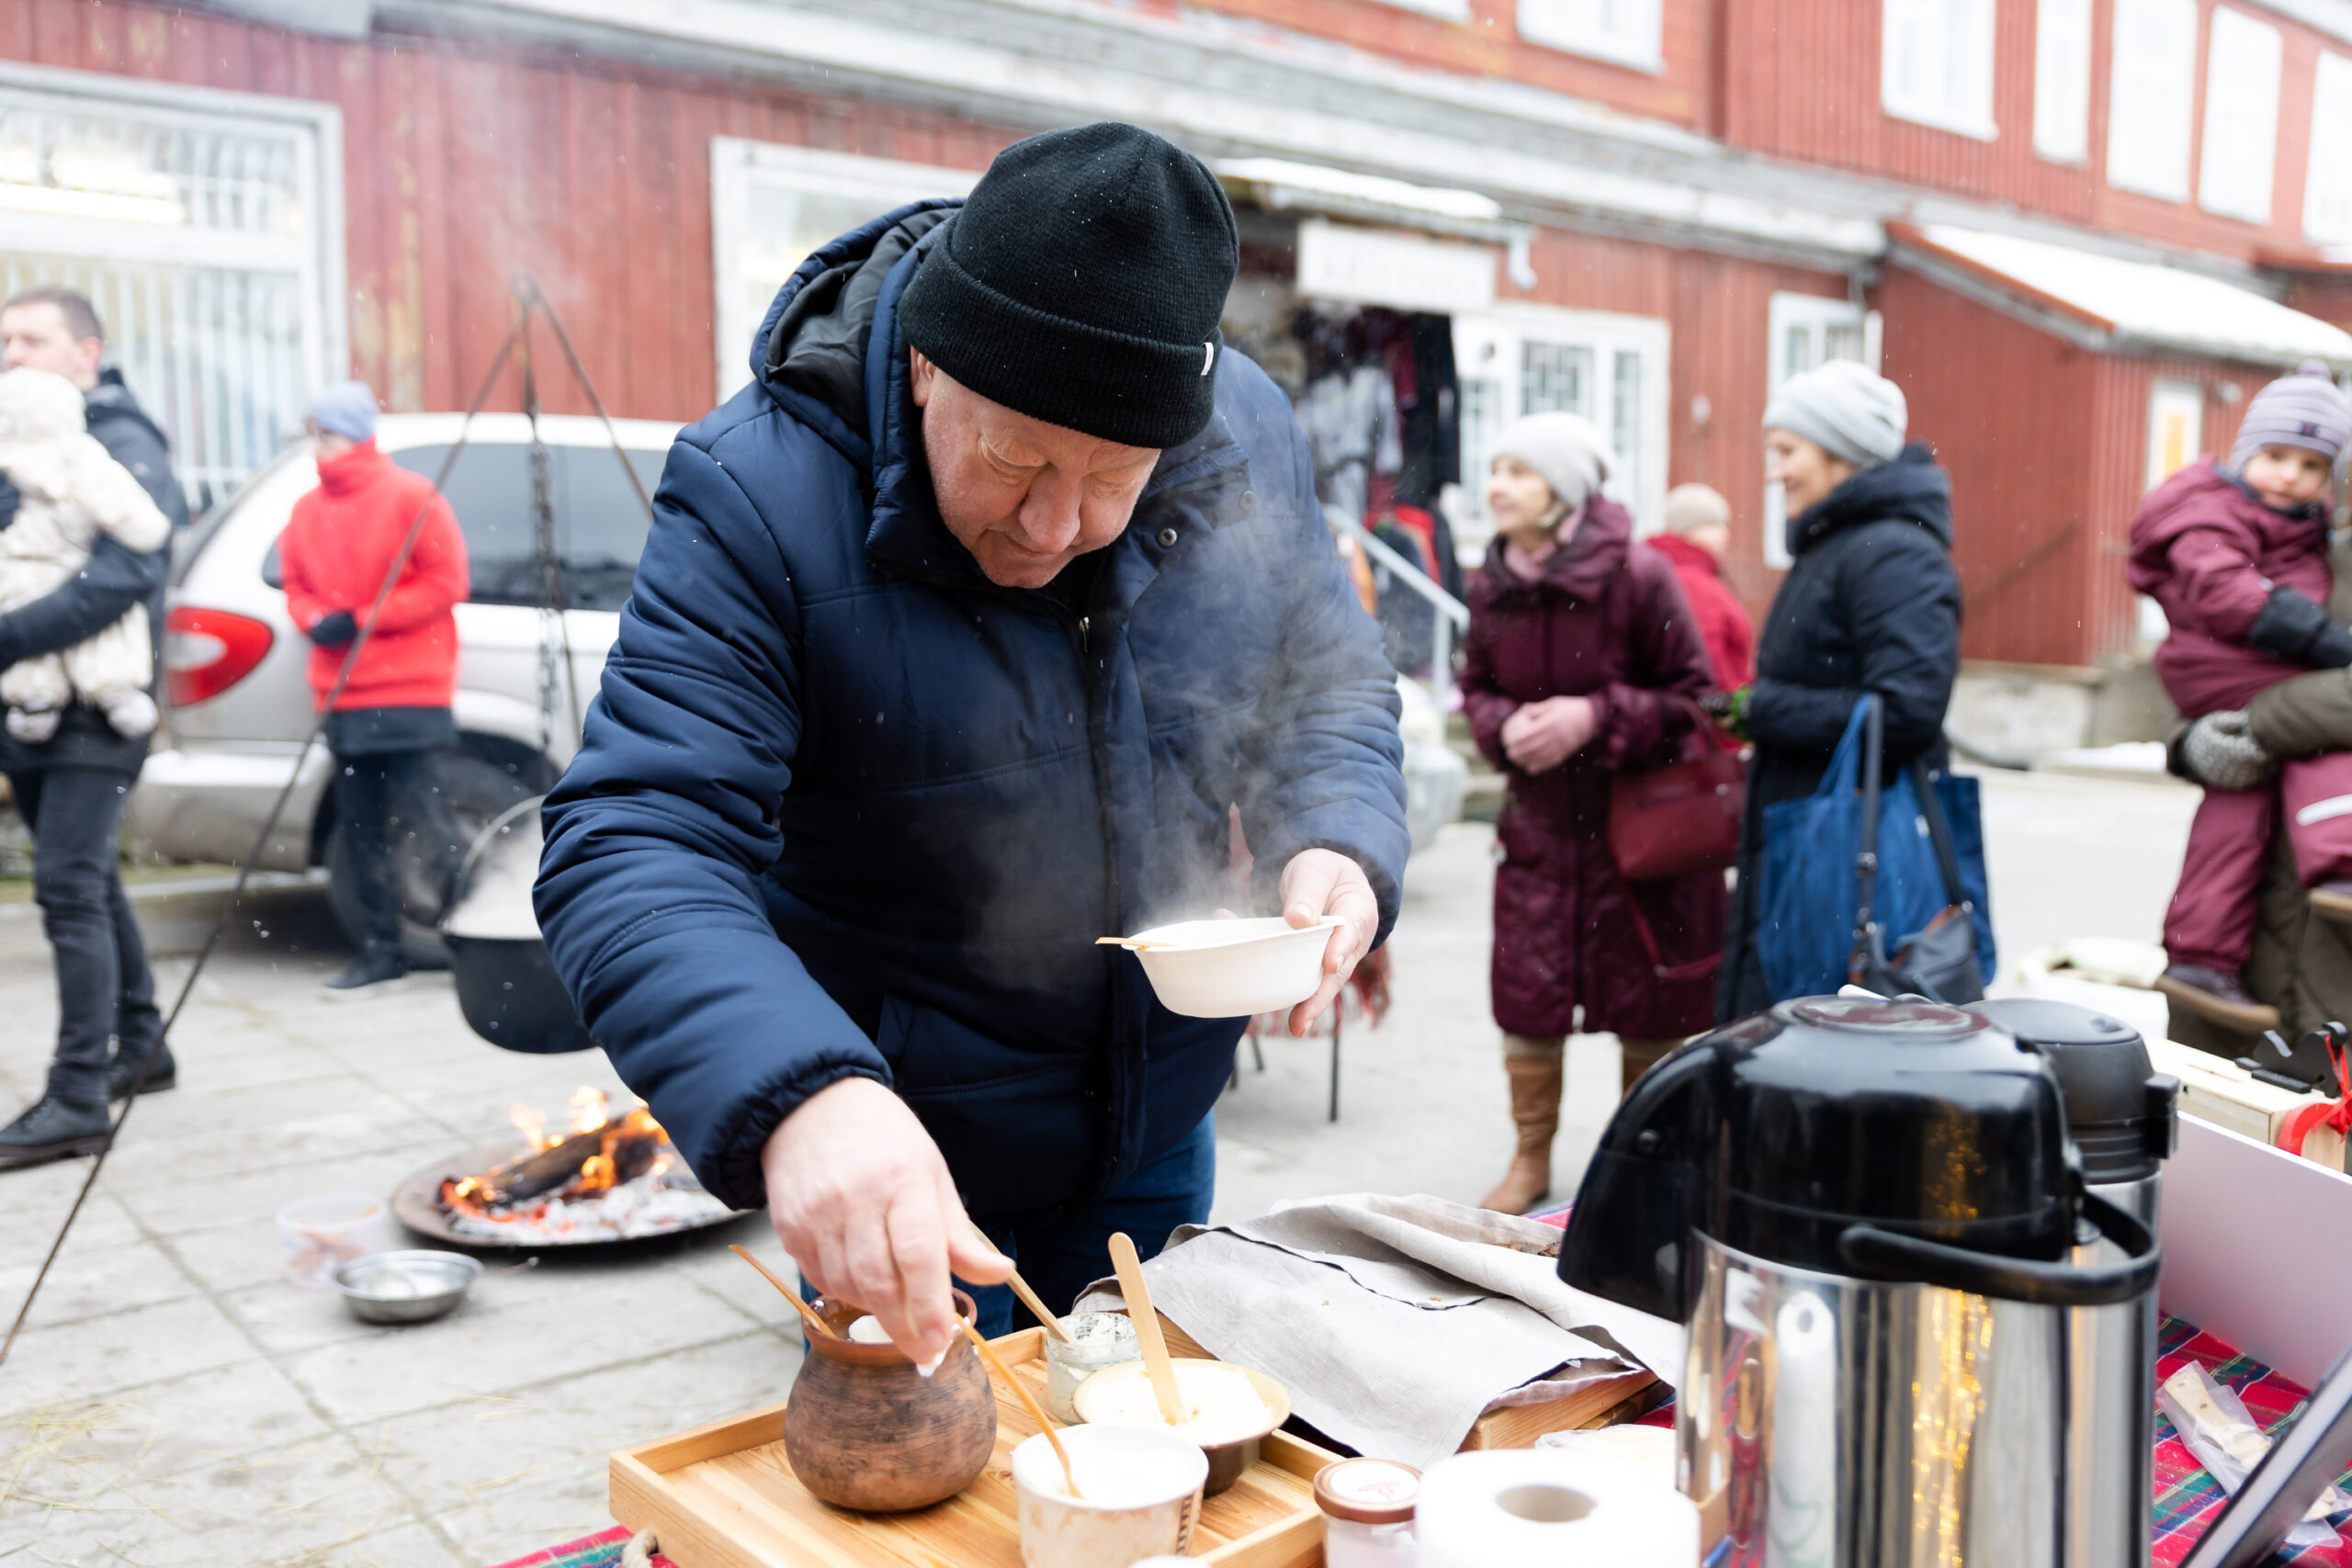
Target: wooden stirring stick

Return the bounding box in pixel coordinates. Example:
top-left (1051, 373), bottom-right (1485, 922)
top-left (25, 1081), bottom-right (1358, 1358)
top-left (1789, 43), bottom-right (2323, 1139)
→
top-left (959, 1320), bottom-right (1081, 1499)
top-left (1107, 1232), bottom-right (1186, 1427)
top-left (967, 1221), bottom-right (1073, 1342)
top-left (729, 1244), bottom-right (839, 1339)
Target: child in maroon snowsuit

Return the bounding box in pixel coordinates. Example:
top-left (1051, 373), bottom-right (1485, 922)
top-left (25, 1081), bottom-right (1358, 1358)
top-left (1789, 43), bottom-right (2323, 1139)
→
top-left (2127, 361), bottom-right (2352, 1021)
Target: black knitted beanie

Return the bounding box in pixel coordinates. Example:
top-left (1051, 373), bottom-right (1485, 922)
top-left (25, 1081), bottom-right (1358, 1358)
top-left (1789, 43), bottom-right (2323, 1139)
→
top-left (898, 122), bottom-right (1239, 449)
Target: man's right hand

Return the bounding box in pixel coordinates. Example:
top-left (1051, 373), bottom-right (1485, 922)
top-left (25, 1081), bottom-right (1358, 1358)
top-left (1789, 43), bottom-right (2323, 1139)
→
top-left (307, 608), bottom-right (357, 649)
top-left (759, 1076), bottom-right (1011, 1369)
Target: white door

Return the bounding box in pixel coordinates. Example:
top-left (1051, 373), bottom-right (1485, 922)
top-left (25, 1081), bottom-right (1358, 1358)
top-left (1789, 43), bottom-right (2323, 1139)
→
top-left (1453, 304), bottom-right (1669, 560)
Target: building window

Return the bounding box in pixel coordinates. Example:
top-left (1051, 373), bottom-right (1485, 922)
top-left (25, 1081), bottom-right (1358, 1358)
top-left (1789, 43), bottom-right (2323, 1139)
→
top-left (2199, 8), bottom-right (2283, 223)
top-left (0, 67), bottom-right (344, 513)
top-left (2032, 0), bottom-right (2094, 163)
top-left (1453, 304), bottom-right (1668, 553)
top-left (2146, 378), bottom-right (2205, 491)
top-left (1370, 0), bottom-right (1471, 16)
top-left (1882, 0), bottom-right (1998, 140)
top-left (2306, 52), bottom-right (2352, 245)
top-left (1515, 0), bottom-right (1664, 73)
top-left (2107, 0), bottom-right (2199, 202)
top-left (1762, 293), bottom-right (1880, 571)
top-left (709, 139), bottom-right (977, 403)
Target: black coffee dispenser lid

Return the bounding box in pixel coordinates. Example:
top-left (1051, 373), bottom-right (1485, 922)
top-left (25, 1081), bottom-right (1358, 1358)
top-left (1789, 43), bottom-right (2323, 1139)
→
top-left (1976, 998), bottom-right (2178, 1185)
top-left (1558, 996), bottom-right (2078, 1321)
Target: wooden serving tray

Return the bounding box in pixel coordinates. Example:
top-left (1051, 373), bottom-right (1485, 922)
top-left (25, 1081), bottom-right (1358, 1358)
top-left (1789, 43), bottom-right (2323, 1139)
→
top-left (611, 1326), bottom-right (1337, 1567)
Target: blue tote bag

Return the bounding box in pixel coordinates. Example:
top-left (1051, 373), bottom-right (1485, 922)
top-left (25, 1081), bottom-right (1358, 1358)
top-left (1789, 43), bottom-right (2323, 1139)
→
top-left (1755, 694), bottom-right (1995, 1002)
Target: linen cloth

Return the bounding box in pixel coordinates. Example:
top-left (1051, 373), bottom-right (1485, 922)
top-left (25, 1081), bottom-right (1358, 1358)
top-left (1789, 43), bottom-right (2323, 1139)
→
top-left (1073, 1192), bottom-right (1681, 1472)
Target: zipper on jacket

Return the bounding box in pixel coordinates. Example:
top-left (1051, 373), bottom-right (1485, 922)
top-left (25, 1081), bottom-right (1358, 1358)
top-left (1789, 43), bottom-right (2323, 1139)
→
top-left (1079, 615), bottom-right (1091, 653)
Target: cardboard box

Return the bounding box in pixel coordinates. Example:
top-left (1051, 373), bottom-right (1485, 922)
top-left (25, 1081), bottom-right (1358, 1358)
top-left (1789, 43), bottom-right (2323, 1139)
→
top-left (2148, 1037), bottom-right (2346, 1172)
top-left (2161, 1113), bottom-right (2352, 1389)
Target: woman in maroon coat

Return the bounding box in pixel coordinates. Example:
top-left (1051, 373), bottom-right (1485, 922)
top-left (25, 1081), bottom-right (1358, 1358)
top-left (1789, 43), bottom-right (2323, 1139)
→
top-left (1464, 412), bottom-right (1724, 1214)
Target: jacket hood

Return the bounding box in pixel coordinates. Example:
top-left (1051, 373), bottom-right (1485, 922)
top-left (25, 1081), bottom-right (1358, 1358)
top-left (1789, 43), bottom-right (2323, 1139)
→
top-left (314, 438), bottom-right (389, 498)
top-left (1787, 441), bottom-right (1953, 558)
top-left (2129, 456), bottom-right (2327, 568)
top-left (1479, 495), bottom-right (1634, 604)
top-left (1646, 532), bottom-right (1723, 579)
top-left (82, 367), bottom-right (168, 446)
top-left (751, 200), bottom-right (961, 456)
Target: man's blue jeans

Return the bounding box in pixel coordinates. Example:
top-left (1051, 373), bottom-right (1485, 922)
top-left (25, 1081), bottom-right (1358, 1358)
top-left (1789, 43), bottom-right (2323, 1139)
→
top-left (962, 1112), bottom-right (1217, 1337)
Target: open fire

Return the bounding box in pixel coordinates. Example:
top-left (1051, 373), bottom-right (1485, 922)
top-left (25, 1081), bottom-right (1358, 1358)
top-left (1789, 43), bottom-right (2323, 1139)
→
top-left (438, 1088), bottom-right (737, 1243)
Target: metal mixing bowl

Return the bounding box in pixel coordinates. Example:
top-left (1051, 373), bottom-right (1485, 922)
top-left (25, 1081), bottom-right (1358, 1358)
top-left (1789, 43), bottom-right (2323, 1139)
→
top-left (331, 1249), bottom-right (485, 1325)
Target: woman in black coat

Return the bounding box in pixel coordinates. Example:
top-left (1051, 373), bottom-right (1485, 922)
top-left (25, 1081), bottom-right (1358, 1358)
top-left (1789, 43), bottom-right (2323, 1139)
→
top-left (1714, 360), bottom-right (1963, 1021)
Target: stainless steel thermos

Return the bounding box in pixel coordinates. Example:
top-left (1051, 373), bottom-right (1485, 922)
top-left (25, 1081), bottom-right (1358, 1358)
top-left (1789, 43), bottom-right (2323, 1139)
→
top-left (1559, 996), bottom-right (2169, 1567)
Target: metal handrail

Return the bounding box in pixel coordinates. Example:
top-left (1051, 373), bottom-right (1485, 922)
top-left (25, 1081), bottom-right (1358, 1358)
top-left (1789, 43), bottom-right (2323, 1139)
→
top-left (1327, 505), bottom-right (1470, 712)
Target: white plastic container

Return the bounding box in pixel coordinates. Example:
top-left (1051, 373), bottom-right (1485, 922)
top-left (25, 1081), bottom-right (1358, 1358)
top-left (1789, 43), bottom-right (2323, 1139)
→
top-left (1125, 916), bottom-right (1342, 1019)
top-left (276, 1193), bottom-right (395, 1288)
top-left (1012, 1425), bottom-right (1206, 1568)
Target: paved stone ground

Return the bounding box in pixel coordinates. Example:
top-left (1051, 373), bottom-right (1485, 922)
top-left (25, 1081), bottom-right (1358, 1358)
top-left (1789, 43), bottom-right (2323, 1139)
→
top-left (0, 767), bottom-right (2196, 1566)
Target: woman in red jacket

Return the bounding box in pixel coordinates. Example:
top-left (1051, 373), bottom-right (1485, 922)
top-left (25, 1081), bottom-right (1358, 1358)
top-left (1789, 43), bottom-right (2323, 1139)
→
top-left (278, 381), bottom-right (469, 988)
top-left (1463, 412), bottom-right (1723, 1214)
top-left (1649, 482), bottom-right (1754, 689)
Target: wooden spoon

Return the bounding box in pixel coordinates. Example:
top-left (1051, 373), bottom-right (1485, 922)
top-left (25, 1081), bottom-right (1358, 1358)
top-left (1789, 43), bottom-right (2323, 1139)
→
top-left (966, 1221), bottom-right (1073, 1343)
top-left (958, 1320), bottom-right (1081, 1500)
top-left (729, 1244), bottom-right (839, 1339)
top-left (1106, 1232), bottom-right (1186, 1428)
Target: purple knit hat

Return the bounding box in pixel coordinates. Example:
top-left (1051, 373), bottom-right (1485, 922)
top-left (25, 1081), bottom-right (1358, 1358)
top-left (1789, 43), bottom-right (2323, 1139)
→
top-left (2233, 359), bottom-right (2352, 468)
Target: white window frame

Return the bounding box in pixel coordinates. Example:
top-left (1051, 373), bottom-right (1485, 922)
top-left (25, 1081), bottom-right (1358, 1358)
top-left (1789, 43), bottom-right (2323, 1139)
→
top-left (2106, 0), bottom-right (2200, 203)
top-left (1451, 302), bottom-right (1670, 557)
top-left (2146, 378), bottom-right (2206, 491)
top-left (1515, 0), bottom-right (1665, 73)
top-left (709, 139), bottom-right (978, 403)
top-left (0, 62), bottom-right (345, 508)
top-left (1763, 293), bottom-right (1883, 571)
top-left (1370, 0), bottom-right (1471, 17)
top-left (1882, 0), bottom-right (2000, 141)
top-left (2032, 0), bottom-right (2096, 163)
top-left (2306, 51), bottom-right (2352, 245)
top-left (2199, 7), bottom-right (2283, 224)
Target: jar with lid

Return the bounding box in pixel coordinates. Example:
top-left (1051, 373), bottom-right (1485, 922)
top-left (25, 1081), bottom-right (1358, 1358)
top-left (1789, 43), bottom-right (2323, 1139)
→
top-left (1316, 1457), bottom-right (1419, 1567)
top-left (1041, 1311), bottom-right (1139, 1424)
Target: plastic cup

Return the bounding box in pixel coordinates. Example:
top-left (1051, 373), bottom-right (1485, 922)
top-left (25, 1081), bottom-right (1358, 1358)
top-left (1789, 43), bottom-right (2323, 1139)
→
top-left (1012, 1425), bottom-right (1206, 1568)
top-left (277, 1192), bottom-right (394, 1288)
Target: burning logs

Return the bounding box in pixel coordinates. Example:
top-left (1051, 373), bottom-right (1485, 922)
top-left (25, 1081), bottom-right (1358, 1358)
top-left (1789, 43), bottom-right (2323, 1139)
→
top-left (435, 1089), bottom-right (738, 1244)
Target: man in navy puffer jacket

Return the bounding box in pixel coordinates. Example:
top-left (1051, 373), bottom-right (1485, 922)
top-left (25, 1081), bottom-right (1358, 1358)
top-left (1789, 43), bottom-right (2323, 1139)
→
top-left (536, 125), bottom-right (1408, 1361)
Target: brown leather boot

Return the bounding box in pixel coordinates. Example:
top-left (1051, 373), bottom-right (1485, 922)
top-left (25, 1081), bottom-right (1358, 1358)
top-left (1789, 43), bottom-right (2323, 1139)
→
top-left (1617, 1035), bottom-right (1680, 1100)
top-left (1478, 1053), bottom-right (1563, 1214)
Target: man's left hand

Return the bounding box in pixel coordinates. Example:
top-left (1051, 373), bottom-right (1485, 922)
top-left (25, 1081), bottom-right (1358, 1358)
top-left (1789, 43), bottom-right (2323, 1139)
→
top-left (1276, 848), bottom-right (1379, 1039)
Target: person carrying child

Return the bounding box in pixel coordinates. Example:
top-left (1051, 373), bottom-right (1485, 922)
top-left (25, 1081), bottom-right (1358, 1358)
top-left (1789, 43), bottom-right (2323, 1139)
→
top-left (0, 367), bottom-right (169, 743)
top-left (2128, 360), bottom-right (2352, 1027)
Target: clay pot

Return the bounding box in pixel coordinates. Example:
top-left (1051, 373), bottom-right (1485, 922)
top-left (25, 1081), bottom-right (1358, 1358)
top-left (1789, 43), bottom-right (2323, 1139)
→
top-left (782, 1291), bottom-right (998, 1513)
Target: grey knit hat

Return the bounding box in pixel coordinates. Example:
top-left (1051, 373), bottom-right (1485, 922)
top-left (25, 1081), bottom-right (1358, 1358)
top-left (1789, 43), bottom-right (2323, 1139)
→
top-left (1489, 412), bottom-right (1614, 512)
top-left (307, 379), bottom-right (378, 443)
top-left (1762, 359), bottom-right (1907, 468)
top-left (2232, 360), bottom-right (2351, 468)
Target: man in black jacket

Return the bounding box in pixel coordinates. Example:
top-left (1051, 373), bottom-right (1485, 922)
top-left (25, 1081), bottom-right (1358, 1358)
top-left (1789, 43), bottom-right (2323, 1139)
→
top-left (0, 286), bottom-right (183, 1168)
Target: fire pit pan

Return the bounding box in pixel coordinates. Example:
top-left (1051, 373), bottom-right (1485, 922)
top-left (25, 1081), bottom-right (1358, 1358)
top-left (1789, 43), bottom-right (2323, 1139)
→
top-left (390, 1144), bottom-right (750, 1251)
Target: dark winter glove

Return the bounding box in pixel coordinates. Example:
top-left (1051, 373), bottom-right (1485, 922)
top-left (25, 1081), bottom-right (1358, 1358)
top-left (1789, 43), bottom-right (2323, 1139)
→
top-left (0, 473), bottom-right (18, 534)
top-left (2246, 586), bottom-right (2352, 669)
top-left (307, 609), bottom-right (357, 649)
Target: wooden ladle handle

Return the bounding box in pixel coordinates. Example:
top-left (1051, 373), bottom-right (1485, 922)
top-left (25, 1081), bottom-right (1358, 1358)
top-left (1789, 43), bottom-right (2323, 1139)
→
top-left (1107, 1232), bottom-right (1185, 1427)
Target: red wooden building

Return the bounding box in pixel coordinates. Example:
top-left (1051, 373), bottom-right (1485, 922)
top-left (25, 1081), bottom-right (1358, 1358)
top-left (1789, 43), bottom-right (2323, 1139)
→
top-left (6, 0), bottom-right (2352, 695)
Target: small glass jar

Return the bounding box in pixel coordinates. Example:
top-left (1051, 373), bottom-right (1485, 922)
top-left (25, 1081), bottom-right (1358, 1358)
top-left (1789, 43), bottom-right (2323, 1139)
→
top-left (1043, 1311), bottom-right (1139, 1424)
top-left (1316, 1457), bottom-right (1420, 1567)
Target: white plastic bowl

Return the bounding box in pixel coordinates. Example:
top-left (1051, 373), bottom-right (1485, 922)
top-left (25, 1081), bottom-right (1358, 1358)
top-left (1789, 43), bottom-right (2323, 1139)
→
top-left (1125, 916), bottom-right (1341, 1019)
